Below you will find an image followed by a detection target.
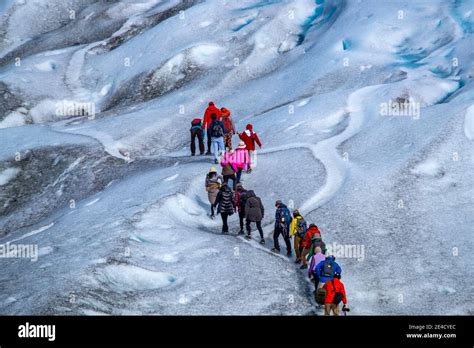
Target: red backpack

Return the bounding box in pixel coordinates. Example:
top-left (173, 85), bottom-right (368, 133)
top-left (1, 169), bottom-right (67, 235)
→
top-left (221, 117), bottom-right (232, 132)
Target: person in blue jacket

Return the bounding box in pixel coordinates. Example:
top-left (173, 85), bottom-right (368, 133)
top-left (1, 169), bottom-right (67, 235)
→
top-left (315, 255), bottom-right (342, 283)
top-left (209, 113), bottom-right (227, 164)
top-left (271, 200), bottom-right (293, 256)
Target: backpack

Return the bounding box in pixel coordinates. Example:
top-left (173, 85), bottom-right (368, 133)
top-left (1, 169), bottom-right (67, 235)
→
top-left (315, 287), bottom-right (327, 305)
top-left (190, 118), bottom-right (202, 130)
top-left (221, 117), bottom-right (232, 132)
top-left (332, 280), bottom-right (344, 305)
top-left (296, 218), bottom-right (307, 237)
top-left (211, 122), bottom-right (224, 137)
top-left (321, 259), bottom-right (335, 278)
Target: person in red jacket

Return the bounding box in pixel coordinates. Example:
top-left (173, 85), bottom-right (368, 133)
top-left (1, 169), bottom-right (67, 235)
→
top-left (202, 102), bottom-right (221, 154)
top-left (322, 272), bottom-right (348, 316)
top-left (238, 124), bottom-right (262, 172)
top-left (300, 224), bottom-right (321, 269)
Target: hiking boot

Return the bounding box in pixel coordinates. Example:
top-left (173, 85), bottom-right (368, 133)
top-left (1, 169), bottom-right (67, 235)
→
top-left (271, 248), bottom-right (280, 254)
top-left (246, 168), bottom-right (252, 174)
top-left (244, 235), bottom-right (252, 240)
top-left (294, 259), bottom-right (301, 264)
top-left (214, 159), bottom-right (219, 164)
top-left (191, 153), bottom-right (195, 156)
top-left (200, 152), bottom-right (205, 155)
top-left (238, 230), bottom-right (244, 235)
top-left (259, 239), bottom-right (265, 245)
top-left (286, 252), bottom-right (292, 257)
top-left (210, 215), bottom-right (215, 220)
top-left (206, 151), bottom-right (212, 155)
top-left (223, 230), bottom-right (229, 234)
top-left (299, 264), bottom-right (308, 270)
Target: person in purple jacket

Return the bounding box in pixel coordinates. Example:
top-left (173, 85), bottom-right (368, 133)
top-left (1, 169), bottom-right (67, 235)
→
top-left (308, 247), bottom-right (326, 291)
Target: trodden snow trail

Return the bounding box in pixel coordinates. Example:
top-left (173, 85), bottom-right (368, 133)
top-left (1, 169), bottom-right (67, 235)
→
top-left (259, 84), bottom-right (382, 215)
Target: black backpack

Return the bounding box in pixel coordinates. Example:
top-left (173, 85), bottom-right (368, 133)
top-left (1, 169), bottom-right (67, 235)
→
top-left (332, 279), bottom-right (343, 305)
top-left (321, 259), bottom-right (335, 278)
top-left (211, 122), bottom-right (224, 137)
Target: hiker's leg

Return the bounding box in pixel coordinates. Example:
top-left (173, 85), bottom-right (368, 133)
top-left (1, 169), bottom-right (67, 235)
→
top-left (218, 137), bottom-right (225, 159)
top-left (245, 219), bottom-right (251, 235)
top-left (294, 236), bottom-right (301, 259)
top-left (190, 130), bottom-right (196, 155)
top-left (221, 213), bottom-right (229, 232)
top-left (230, 174), bottom-right (236, 190)
top-left (239, 211), bottom-right (245, 231)
top-left (198, 130), bottom-right (205, 154)
top-left (211, 204), bottom-right (215, 217)
top-left (273, 228), bottom-right (281, 251)
top-left (332, 304), bottom-right (340, 316)
top-left (324, 304), bottom-right (331, 316)
top-left (302, 248), bottom-right (310, 266)
top-left (207, 130), bottom-right (212, 153)
top-left (256, 221), bottom-right (264, 239)
top-left (284, 233), bottom-right (292, 254)
top-left (236, 169), bottom-right (242, 183)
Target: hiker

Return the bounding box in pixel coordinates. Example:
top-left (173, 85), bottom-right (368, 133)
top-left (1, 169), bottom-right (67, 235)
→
top-left (322, 272), bottom-right (348, 316)
top-left (234, 183), bottom-right (248, 234)
top-left (220, 107), bottom-right (236, 150)
top-left (202, 101), bottom-right (221, 154)
top-left (220, 148), bottom-right (237, 190)
top-left (214, 182), bottom-right (235, 234)
top-left (244, 190), bottom-right (265, 244)
top-left (233, 141), bottom-right (251, 183)
top-left (271, 200), bottom-right (292, 256)
top-left (315, 255), bottom-right (342, 284)
top-left (209, 113), bottom-right (227, 164)
top-left (205, 167), bottom-right (223, 219)
top-left (289, 209), bottom-right (307, 264)
top-left (190, 118), bottom-right (205, 156)
top-left (238, 123), bottom-right (262, 173)
top-left (308, 246), bottom-right (326, 290)
top-left (300, 223), bottom-right (322, 269)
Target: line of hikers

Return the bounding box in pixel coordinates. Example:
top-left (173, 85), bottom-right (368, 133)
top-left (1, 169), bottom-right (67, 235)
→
top-left (199, 101), bottom-right (349, 315)
top-left (205, 172), bottom-right (350, 315)
top-left (190, 101), bottom-right (262, 165)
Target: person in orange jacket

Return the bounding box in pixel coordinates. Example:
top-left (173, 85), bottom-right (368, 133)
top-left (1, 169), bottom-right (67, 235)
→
top-left (202, 101), bottom-right (221, 154)
top-left (220, 107), bottom-right (236, 150)
top-left (300, 223), bottom-right (321, 269)
top-left (238, 124), bottom-right (261, 172)
top-left (322, 272), bottom-right (348, 316)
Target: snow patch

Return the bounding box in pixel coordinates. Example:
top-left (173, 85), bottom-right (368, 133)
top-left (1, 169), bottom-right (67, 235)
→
top-left (411, 160), bottom-right (441, 177)
top-left (95, 264), bottom-right (177, 292)
top-left (0, 167), bottom-right (20, 185)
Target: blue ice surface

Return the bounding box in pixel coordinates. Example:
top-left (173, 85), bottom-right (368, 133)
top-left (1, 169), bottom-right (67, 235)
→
top-left (237, 0), bottom-right (281, 11)
top-left (342, 39), bottom-right (350, 50)
top-left (451, 0), bottom-right (473, 34)
top-left (232, 15), bottom-right (257, 32)
top-left (296, 0), bottom-right (337, 46)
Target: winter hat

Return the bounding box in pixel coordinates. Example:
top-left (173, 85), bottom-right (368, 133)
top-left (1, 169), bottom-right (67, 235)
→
top-left (238, 141), bottom-right (246, 149)
top-left (309, 223), bottom-right (318, 229)
top-left (209, 101), bottom-right (215, 106)
top-left (275, 200), bottom-right (282, 207)
top-left (220, 107), bottom-right (230, 116)
top-left (209, 167), bottom-right (217, 173)
top-left (246, 124), bottom-right (253, 131)
top-left (293, 209), bottom-right (300, 217)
